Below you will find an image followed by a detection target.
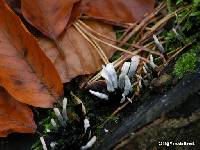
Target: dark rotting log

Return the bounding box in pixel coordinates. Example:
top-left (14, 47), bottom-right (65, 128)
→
top-left (95, 65), bottom-right (200, 150)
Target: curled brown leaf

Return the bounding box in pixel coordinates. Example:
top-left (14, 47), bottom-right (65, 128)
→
top-left (0, 87), bottom-right (36, 137)
top-left (38, 21), bottom-right (116, 83)
top-left (21, 0), bottom-right (80, 39)
top-left (0, 0), bottom-right (63, 108)
top-left (78, 0), bottom-right (155, 25)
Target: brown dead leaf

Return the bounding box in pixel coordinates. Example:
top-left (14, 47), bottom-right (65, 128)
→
top-left (79, 0), bottom-right (155, 25)
top-left (0, 0), bottom-right (63, 108)
top-left (38, 21), bottom-right (115, 83)
top-left (5, 0), bottom-right (21, 13)
top-left (0, 87), bottom-right (36, 137)
top-left (21, 0), bottom-right (79, 39)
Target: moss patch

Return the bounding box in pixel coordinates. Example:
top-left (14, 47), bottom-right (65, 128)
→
top-left (174, 52), bottom-right (197, 78)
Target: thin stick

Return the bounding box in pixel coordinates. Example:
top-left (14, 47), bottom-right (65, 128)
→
top-left (75, 22), bottom-right (136, 56)
top-left (119, 2), bottom-right (166, 46)
top-left (158, 41), bottom-right (194, 74)
top-left (73, 23), bottom-right (109, 64)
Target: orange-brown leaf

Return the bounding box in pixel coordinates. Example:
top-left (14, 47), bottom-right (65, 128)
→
top-left (21, 0), bottom-right (79, 39)
top-left (0, 87), bottom-right (36, 137)
top-left (0, 0), bottom-right (63, 108)
top-left (79, 0), bottom-right (155, 25)
top-left (38, 21), bottom-right (115, 83)
top-left (6, 0), bottom-right (21, 13)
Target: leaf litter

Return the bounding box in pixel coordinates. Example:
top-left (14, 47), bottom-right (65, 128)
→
top-left (1, 0), bottom-right (199, 150)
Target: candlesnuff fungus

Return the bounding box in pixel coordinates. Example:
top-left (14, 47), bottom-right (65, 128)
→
top-left (118, 62), bottom-right (131, 89)
top-left (53, 108), bottom-right (65, 126)
top-left (42, 97), bottom-right (94, 150)
top-left (101, 63), bottom-right (118, 92)
top-left (121, 75), bottom-right (132, 103)
top-left (80, 136), bottom-right (97, 150)
top-left (40, 137), bottom-right (48, 150)
top-left (172, 27), bottom-right (183, 42)
top-left (84, 117), bottom-right (90, 133)
top-left (62, 98), bottom-right (68, 121)
top-left (50, 118), bottom-right (57, 128)
top-left (90, 55), bottom-right (140, 103)
top-left (153, 34), bottom-right (165, 53)
top-left (128, 55), bottom-right (140, 78)
top-left (50, 142), bottom-right (57, 149)
top-left (89, 90), bottom-right (109, 100)
top-left (149, 54), bottom-right (157, 69)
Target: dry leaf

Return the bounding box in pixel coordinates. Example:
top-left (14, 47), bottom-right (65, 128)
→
top-left (6, 0), bottom-right (21, 13)
top-left (38, 21), bottom-right (115, 83)
top-left (0, 0), bottom-right (63, 108)
top-left (21, 0), bottom-right (79, 39)
top-left (0, 87), bottom-right (36, 137)
top-left (79, 0), bottom-right (155, 25)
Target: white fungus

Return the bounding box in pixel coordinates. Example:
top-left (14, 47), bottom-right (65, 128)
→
top-left (40, 137), bottom-right (48, 150)
top-left (127, 97), bottom-right (133, 103)
top-left (101, 63), bottom-right (118, 92)
top-left (149, 54), bottom-right (157, 69)
top-left (62, 98), bottom-right (68, 121)
top-left (50, 142), bottom-right (57, 149)
top-left (121, 75), bottom-right (132, 103)
top-left (128, 55), bottom-right (140, 78)
top-left (153, 34), bottom-right (165, 53)
top-left (172, 28), bottom-right (183, 42)
top-left (53, 108), bottom-right (65, 126)
top-left (84, 118), bottom-right (90, 133)
top-left (106, 63), bottom-right (118, 89)
top-left (101, 66), bottom-right (115, 92)
top-left (80, 136), bottom-right (97, 150)
top-left (93, 58), bottom-right (140, 103)
top-left (104, 128), bottom-right (109, 133)
top-left (50, 118), bottom-right (57, 128)
top-left (118, 62), bottom-right (131, 89)
top-left (89, 90), bottom-right (109, 100)
top-left (143, 66), bottom-right (148, 74)
top-left (121, 62), bottom-right (131, 75)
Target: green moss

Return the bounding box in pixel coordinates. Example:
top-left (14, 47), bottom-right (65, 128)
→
top-left (174, 52), bottom-right (197, 78)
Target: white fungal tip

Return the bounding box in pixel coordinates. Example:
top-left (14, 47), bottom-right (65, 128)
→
top-left (143, 66), bottom-right (148, 74)
top-left (101, 63), bottom-right (117, 92)
top-left (104, 128), bottom-right (109, 133)
top-left (118, 74), bottom-right (125, 89)
top-left (89, 90), bottom-right (109, 100)
top-left (84, 118), bottom-right (90, 133)
top-left (50, 142), bottom-right (57, 149)
top-left (127, 97), bottom-right (133, 103)
top-left (153, 34), bottom-right (165, 53)
top-left (128, 55), bottom-right (140, 78)
top-left (50, 118), bottom-right (57, 128)
top-left (121, 62), bottom-right (131, 75)
top-left (53, 108), bottom-right (65, 126)
top-left (121, 75), bottom-right (132, 103)
top-left (62, 98), bottom-right (68, 121)
top-left (106, 63), bottom-right (118, 88)
top-left (139, 79), bottom-right (142, 88)
top-left (172, 28), bottom-right (183, 41)
top-left (118, 62), bottom-right (131, 89)
top-left (40, 137), bottom-right (48, 150)
top-left (120, 95), bottom-right (126, 103)
top-left (149, 54), bottom-right (157, 69)
top-left (80, 136), bottom-right (97, 150)
top-left (124, 75), bottom-right (132, 94)
top-left (63, 98), bottom-right (68, 108)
